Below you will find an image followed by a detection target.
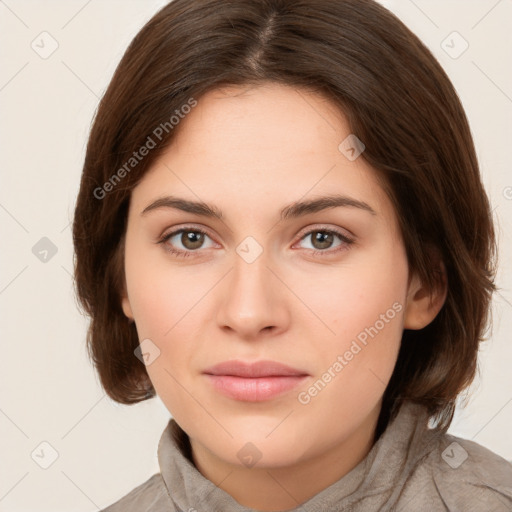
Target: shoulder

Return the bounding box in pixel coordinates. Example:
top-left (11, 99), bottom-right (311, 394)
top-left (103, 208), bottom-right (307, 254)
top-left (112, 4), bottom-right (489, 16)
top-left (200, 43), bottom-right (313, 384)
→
top-left (402, 431), bottom-right (512, 511)
top-left (101, 473), bottom-right (175, 512)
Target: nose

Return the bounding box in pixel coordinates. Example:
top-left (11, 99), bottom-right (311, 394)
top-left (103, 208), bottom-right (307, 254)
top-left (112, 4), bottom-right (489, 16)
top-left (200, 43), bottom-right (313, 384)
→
top-left (216, 250), bottom-right (290, 340)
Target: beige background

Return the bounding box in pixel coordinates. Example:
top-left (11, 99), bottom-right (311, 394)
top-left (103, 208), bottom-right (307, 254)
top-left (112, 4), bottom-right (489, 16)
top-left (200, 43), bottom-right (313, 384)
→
top-left (1, 0), bottom-right (511, 510)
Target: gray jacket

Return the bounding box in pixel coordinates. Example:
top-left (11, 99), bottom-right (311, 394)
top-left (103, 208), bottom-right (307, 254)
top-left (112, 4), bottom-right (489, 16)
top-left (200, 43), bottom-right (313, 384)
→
top-left (102, 401), bottom-right (512, 511)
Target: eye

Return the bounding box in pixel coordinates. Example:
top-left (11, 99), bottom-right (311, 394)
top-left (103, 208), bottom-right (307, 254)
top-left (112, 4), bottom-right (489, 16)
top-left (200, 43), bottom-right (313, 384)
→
top-left (294, 227), bottom-right (355, 257)
top-left (158, 226), bottom-right (216, 258)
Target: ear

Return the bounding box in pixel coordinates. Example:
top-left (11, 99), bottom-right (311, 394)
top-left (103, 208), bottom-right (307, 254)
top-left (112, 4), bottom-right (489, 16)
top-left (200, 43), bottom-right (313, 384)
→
top-left (116, 233), bottom-right (134, 321)
top-left (121, 293), bottom-right (134, 321)
top-left (403, 258), bottom-right (447, 330)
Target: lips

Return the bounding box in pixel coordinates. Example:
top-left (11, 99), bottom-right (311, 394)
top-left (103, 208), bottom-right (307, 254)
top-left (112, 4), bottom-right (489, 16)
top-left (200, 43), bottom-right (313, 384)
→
top-left (203, 360), bottom-right (309, 402)
top-left (203, 360), bottom-right (309, 378)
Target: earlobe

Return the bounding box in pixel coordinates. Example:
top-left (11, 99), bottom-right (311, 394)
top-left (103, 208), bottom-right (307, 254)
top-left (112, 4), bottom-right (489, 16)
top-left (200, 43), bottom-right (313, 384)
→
top-left (403, 262), bottom-right (447, 330)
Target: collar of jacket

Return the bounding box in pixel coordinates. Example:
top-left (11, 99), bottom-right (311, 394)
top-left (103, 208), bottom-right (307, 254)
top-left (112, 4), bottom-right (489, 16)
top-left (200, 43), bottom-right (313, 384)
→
top-left (156, 400), bottom-right (437, 511)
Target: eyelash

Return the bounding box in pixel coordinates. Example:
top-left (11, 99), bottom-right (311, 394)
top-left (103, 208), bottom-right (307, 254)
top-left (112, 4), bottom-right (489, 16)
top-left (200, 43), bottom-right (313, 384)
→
top-left (157, 225), bottom-right (355, 259)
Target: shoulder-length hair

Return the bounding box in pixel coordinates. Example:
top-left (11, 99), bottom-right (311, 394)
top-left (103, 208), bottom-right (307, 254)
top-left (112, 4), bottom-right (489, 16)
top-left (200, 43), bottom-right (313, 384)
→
top-left (72, 0), bottom-right (497, 434)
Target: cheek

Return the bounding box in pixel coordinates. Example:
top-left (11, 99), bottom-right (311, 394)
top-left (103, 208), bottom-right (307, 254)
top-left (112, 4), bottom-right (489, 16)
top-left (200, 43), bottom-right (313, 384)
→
top-left (124, 242), bottom-right (199, 337)
top-left (294, 240), bottom-right (407, 404)
top-left (297, 241), bottom-right (408, 348)
top-left (124, 245), bottom-right (207, 395)
top-left (125, 264), bottom-right (201, 417)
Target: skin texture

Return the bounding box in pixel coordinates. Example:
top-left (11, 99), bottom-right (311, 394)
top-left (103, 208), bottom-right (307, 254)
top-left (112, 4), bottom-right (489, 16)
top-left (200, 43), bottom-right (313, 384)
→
top-left (121, 83), bottom-right (446, 510)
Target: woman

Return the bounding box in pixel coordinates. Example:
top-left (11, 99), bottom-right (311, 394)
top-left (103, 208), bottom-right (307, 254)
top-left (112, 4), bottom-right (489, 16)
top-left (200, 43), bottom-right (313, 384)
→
top-left (72, 0), bottom-right (512, 510)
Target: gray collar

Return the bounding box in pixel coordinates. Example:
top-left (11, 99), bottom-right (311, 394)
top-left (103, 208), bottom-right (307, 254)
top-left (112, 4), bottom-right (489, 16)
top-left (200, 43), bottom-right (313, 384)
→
top-left (157, 401), bottom-right (437, 511)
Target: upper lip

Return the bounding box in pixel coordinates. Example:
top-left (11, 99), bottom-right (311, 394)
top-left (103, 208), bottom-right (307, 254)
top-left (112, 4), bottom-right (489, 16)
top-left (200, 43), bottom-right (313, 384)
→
top-left (203, 360), bottom-right (309, 378)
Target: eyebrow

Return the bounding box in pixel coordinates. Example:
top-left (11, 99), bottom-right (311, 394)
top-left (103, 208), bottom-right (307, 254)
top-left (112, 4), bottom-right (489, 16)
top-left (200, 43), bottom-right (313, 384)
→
top-left (140, 194), bottom-right (377, 220)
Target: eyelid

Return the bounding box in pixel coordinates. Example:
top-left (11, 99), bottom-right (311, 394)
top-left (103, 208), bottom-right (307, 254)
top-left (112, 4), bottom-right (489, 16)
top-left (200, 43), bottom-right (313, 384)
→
top-left (294, 223), bottom-right (355, 242)
top-left (159, 223), bottom-right (216, 241)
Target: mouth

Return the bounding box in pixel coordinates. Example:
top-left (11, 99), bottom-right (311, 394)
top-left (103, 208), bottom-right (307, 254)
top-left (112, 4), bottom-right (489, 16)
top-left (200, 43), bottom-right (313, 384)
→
top-left (203, 360), bottom-right (309, 402)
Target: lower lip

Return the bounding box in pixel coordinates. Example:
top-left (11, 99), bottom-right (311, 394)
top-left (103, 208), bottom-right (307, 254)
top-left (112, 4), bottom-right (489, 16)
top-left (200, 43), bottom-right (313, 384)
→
top-left (204, 374), bottom-right (308, 401)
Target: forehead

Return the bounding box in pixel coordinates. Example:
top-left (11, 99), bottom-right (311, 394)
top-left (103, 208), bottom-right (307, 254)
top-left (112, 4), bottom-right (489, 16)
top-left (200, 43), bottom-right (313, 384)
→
top-left (129, 83), bottom-right (396, 230)
top-left (171, 83), bottom-right (349, 159)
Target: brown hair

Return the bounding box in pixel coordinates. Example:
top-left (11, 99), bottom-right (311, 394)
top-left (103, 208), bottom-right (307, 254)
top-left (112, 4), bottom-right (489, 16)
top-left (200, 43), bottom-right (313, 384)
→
top-left (72, 0), bottom-right (497, 434)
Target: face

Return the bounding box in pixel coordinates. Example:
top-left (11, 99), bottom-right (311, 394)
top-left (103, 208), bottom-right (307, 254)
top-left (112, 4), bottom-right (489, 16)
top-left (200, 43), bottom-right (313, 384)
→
top-left (121, 83), bottom-right (431, 469)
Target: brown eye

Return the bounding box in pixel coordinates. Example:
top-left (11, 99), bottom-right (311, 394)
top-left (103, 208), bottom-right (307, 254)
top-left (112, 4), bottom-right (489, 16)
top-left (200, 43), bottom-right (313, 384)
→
top-left (295, 227), bottom-right (355, 257)
top-left (310, 230), bottom-right (336, 250)
top-left (159, 227), bottom-right (215, 257)
top-left (180, 231), bottom-right (205, 250)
